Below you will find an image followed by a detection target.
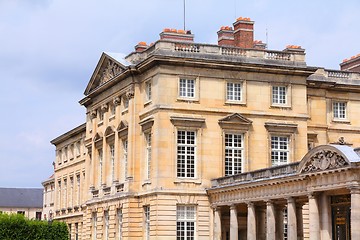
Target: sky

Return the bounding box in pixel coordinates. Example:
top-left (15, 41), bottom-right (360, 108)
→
top-left (0, 0), bottom-right (359, 188)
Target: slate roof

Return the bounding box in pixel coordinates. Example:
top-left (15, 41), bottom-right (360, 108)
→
top-left (0, 188), bottom-right (43, 208)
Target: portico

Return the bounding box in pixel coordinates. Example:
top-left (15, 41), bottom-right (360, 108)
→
top-left (207, 145), bottom-right (360, 240)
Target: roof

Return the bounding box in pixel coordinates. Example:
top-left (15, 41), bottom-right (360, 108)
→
top-left (0, 188), bottom-right (43, 208)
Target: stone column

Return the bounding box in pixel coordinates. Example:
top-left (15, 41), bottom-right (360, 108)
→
top-left (308, 193), bottom-right (320, 240)
top-left (351, 188), bottom-right (360, 239)
top-left (247, 202), bottom-right (256, 240)
top-left (230, 205), bottom-right (238, 240)
top-left (266, 201), bottom-right (276, 240)
top-left (320, 193), bottom-right (331, 240)
top-left (214, 207), bottom-right (222, 240)
top-left (296, 204), bottom-right (304, 240)
top-left (287, 197), bottom-right (297, 240)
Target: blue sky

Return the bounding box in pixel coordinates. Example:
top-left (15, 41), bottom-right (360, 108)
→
top-left (0, 0), bottom-right (359, 188)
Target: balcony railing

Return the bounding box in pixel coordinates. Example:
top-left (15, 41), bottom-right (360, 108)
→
top-left (211, 162), bottom-right (300, 187)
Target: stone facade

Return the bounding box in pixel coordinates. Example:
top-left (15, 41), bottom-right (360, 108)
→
top-left (47, 18), bottom-right (360, 239)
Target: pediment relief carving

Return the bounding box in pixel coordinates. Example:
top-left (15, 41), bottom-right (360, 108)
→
top-left (218, 113), bottom-right (252, 130)
top-left (98, 60), bottom-right (123, 85)
top-left (299, 147), bottom-right (349, 173)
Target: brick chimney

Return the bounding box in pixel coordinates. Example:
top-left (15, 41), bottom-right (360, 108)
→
top-left (159, 28), bottom-right (194, 42)
top-left (340, 54), bottom-right (360, 73)
top-left (217, 26), bottom-right (234, 46)
top-left (233, 17), bottom-right (254, 48)
top-left (134, 42), bottom-right (148, 52)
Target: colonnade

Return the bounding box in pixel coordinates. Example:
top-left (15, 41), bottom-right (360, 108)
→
top-left (213, 189), bottom-right (360, 240)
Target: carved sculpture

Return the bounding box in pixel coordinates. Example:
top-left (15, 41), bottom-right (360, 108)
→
top-left (99, 60), bottom-right (122, 84)
top-left (301, 150), bottom-right (348, 173)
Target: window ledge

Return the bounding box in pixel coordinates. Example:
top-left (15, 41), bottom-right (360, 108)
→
top-left (142, 180), bottom-right (151, 187)
top-left (174, 179), bottom-right (201, 185)
top-left (121, 109), bottom-right (128, 115)
top-left (270, 104), bottom-right (291, 109)
top-left (109, 115), bottom-right (115, 121)
top-left (144, 100), bottom-right (152, 107)
top-left (176, 98), bottom-right (199, 103)
top-left (225, 101), bottom-right (246, 106)
top-left (332, 119), bottom-right (350, 124)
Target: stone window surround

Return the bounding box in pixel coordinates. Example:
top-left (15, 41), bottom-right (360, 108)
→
top-left (332, 99), bottom-right (350, 123)
top-left (270, 84), bottom-right (292, 108)
top-left (225, 80), bottom-right (247, 105)
top-left (177, 76), bottom-right (199, 102)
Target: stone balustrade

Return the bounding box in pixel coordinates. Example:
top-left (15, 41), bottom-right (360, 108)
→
top-left (126, 40), bottom-right (306, 64)
top-left (211, 162), bottom-right (299, 187)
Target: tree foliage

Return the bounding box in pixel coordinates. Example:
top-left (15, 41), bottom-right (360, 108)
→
top-left (0, 213), bottom-right (69, 240)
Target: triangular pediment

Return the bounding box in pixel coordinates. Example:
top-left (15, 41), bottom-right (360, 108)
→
top-left (219, 113), bottom-right (252, 124)
top-left (218, 113), bottom-right (252, 130)
top-left (84, 52), bottom-right (128, 95)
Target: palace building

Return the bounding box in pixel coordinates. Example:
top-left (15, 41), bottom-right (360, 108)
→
top-left (47, 17), bottom-right (360, 240)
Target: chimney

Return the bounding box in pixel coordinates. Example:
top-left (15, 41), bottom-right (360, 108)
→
top-left (159, 28), bottom-right (194, 42)
top-left (233, 17), bottom-right (254, 48)
top-left (135, 42), bottom-right (148, 52)
top-left (253, 40), bottom-right (267, 50)
top-left (217, 26), bottom-right (234, 46)
top-left (340, 54), bottom-right (360, 73)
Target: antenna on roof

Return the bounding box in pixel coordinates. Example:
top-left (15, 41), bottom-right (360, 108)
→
top-left (266, 28), bottom-right (269, 49)
top-left (183, 0), bottom-right (186, 30)
top-left (234, 0), bottom-right (237, 19)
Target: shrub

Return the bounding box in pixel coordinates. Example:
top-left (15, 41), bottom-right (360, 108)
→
top-left (0, 213), bottom-right (69, 240)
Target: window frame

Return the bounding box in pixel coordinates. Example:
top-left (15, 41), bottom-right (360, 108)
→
top-left (271, 85), bottom-right (291, 108)
top-left (270, 135), bottom-right (290, 166)
top-left (144, 206), bottom-right (150, 240)
top-left (145, 80), bottom-right (152, 103)
top-left (178, 77), bottom-right (199, 101)
top-left (176, 205), bottom-right (196, 240)
top-left (225, 81), bottom-right (246, 104)
top-left (145, 132), bottom-right (152, 180)
top-left (333, 101), bottom-right (348, 121)
top-left (176, 130), bottom-right (197, 179)
top-left (224, 132), bottom-right (244, 176)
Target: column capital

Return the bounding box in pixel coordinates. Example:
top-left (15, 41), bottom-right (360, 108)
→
top-left (287, 196), bottom-right (295, 204)
top-left (266, 200), bottom-right (274, 206)
top-left (229, 204), bottom-right (237, 210)
top-left (246, 201), bottom-right (254, 208)
top-left (349, 186), bottom-right (360, 194)
top-left (308, 192), bottom-right (318, 199)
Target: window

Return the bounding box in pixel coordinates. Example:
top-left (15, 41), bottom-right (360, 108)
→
top-left (333, 101), bottom-right (347, 120)
top-left (63, 147), bottom-right (68, 163)
top-left (75, 142), bottom-right (81, 156)
top-left (92, 212), bottom-right (97, 240)
top-left (177, 130), bottom-right (196, 178)
top-left (58, 150), bottom-right (62, 165)
top-left (63, 179), bottom-right (67, 208)
top-left (145, 133), bottom-right (152, 179)
top-left (76, 175), bottom-right (80, 205)
top-left (226, 82), bottom-right (242, 102)
top-left (110, 104), bottom-right (116, 116)
top-left (179, 78), bottom-right (195, 98)
top-left (124, 98), bottom-right (129, 109)
top-left (17, 211), bottom-right (25, 215)
top-left (75, 223), bottom-right (79, 240)
top-left (117, 209), bottom-right (123, 240)
top-left (98, 149), bottom-right (103, 187)
top-left (99, 109), bottom-right (104, 121)
top-left (57, 180), bottom-right (61, 209)
top-left (176, 205), bottom-right (196, 240)
top-left (283, 208), bottom-right (288, 240)
top-left (104, 210), bottom-right (109, 240)
top-left (144, 206), bottom-right (150, 240)
top-left (145, 81), bottom-right (152, 101)
top-left (123, 140), bottom-right (128, 179)
top-left (35, 212), bottom-right (42, 220)
top-left (272, 86), bottom-right (287, 105)
top-left (271, 136), bottom-right (289, 166)
top-left (225, 133), bottom-right (244, 176)
top-left (110, 144), bottom-right (115, 182)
